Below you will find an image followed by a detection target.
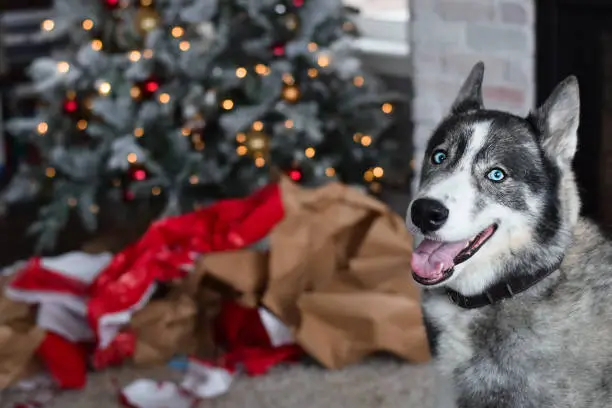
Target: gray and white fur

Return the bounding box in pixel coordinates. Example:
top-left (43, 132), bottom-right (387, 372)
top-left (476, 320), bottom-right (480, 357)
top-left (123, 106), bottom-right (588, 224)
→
top-left (407, 61), bottom-right (612, 408)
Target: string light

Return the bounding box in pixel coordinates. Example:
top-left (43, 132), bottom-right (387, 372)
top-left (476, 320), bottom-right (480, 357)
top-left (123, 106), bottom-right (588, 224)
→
top-left (284, 119), bottom-right (294, 129)
top-left (57, 61), bottom-right (70, 73)
top-left (372, 166), bottom-right (384, 178)
top-left (317, 53), bottom-right (331, 68)
top-left (98, 81), bottom-right (111, 95)
top-left (236, 67), bottom-right (247, 78)
top-left (325, 167), bottom-right (335, 177)
top-left (76, 119), bottom-right (88, 130)
top-left (67, 197), bottom-right (78, 207)
top-left (353, 76), bottom-right (365, 87)
top-left (139, 15), bottom-right (159, 32)
top-left (363, 169), bottom-right (374, 182)
top-left (236, 146), bottom-right (248, 156)
top-left (304, 147), bottom-right (315, 158)
top-left (381, 103), bottom-right (393, 114)
top-left (171, 26), bottom-right (184, 38)
top-left (41, 19), bottom-right (55, 31)
top-left (91, 39), bottom-right (103, 51)
top-left (282, 86), bottom-right (300, 102)
top-left (130, 86), bottom-right (141, 99)
top-left (129, 51), bottom-right (142, 62)
top-left (249, 136), bottom-right (266, 150)
top-left (282, 73), bottom-right (295, 85)
top-left (181, 128), bottom-right (191, 136)
top-left (127, 153), bottom-right (138, 163)
top-left (89, 204), bottom-right (100, 214)
top-left (82, 19), bottom-right (94, 30)
top-left (179, 41), bottom-right (191, 51)
top-left (37, 122), bottom-right (48, 135)
top-left (189, 175), bottom-right (199, 184)
top-left (308, 68), bottom-right (318, 78)
top-left (152, 186), bottom-right (162, 196)
top-left (158, 93), bottom-right (171, 104)
top-left (143, 49), bottom-right (154, 59)
top-left (307, 42), bottom-right (318, 52)
top-left (360, 135), bottom-right (372, 147)
top-left (254, 157), bottom-right (266, 167)
top-left (236, 133), bottom-right (246, 143)
top-left (222, 99), bottom-right (234, 110)
top-left (255, 64), bottom-right (270, 75)
top-left (252, 121), bottom-right (264, 131)
top-left (45, 167), bottom-right (56, 178)
top-left (134, 128), bottom-right (144, 138)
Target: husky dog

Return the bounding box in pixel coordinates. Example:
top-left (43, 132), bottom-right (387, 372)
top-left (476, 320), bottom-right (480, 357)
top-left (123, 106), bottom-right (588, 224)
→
top-left (407, 61), bottom-right (612, 408)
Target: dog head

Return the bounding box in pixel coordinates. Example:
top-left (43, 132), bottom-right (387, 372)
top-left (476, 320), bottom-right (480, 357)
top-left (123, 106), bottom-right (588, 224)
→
top-left (407, 62), bottom-right (581, 295)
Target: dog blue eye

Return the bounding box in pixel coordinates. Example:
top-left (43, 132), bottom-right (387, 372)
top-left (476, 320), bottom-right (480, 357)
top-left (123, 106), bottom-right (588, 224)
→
top-left (487, 168), bottom-right (506, 182)
top-left (432, 150), bottom-right (447, 165)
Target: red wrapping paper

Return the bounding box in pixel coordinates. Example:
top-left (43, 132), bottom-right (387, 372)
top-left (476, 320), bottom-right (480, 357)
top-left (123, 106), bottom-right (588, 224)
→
top-left (4, 182), bottom-right (285, 391)
top-left (215, 301), bottom-right (303, 376)
top-left (89, 183), bottom-right (284, 365)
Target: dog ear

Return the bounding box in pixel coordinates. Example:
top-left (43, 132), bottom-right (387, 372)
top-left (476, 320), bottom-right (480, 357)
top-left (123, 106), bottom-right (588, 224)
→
top-left (450, 61), bottom-right (485, 114)
top-left (530, 76), bottom-right (580, 163)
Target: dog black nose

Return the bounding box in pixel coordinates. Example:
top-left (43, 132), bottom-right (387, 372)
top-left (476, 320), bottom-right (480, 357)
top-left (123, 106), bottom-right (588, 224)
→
top-left (410, 198), bottom-right (449, 234)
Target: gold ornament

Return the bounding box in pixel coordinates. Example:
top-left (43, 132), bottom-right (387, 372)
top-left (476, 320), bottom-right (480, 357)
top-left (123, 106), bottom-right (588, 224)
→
top-left (284, 13), bottom-right (299, 31)
top-left (245, 130), bottom-right (270, 158)
top-left (135, 7), bottom-right (161, 36)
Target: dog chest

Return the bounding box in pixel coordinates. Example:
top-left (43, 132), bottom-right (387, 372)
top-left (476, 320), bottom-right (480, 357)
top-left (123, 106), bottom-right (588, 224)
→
top-left (423, 295), bottom-right (475, 376)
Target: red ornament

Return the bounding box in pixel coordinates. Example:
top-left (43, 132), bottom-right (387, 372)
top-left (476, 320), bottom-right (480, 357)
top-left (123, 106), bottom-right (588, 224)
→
top-left (132, 169), bottom-right (147, 181)
top-left (144, 80), bottom-right (159, 93)
top-left (137, 78), bottom-right (160, 99)
top-left (293, 0), bottom-right (304, 6)
top-left (104, 0), bottom-right (120, 9)
top-left (288, 169), bottom-right (302, 182)
top-left (273, 44), bottom-right (286, 57)
top-left (63, 99), bottom-right (79, 114)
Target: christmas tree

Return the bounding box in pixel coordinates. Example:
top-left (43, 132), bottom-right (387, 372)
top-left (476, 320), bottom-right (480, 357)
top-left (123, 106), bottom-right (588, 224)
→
top-left (4, 0), bottom-right (402, 251)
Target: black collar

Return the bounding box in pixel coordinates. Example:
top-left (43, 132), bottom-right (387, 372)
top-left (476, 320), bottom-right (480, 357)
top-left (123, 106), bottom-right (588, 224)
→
top-left (445, 260), bottom-right (563, 309)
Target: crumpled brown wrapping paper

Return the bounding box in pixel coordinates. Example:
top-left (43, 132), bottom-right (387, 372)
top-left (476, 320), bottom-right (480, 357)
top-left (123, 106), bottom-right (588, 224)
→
top-left (190, 178), bottom-right (430, 368)
top-left (131, 290), bottom-right (198, 366)
top-left (0, 276), bottom-right (45, 388)
top-left (263, 178), bottom-right (430, 367)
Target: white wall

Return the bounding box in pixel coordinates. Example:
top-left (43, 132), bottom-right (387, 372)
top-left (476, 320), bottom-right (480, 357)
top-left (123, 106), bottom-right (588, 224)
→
top-left (344, 0), bottom-right (410, 78)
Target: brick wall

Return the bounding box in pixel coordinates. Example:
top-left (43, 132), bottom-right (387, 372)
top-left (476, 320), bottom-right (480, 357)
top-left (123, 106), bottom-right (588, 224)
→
top-left (408, 0), bottom-right (535, 193)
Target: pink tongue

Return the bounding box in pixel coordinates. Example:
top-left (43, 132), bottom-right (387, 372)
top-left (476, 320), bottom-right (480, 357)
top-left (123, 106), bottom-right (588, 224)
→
top-left (411, 238), bottom-right (469, 280)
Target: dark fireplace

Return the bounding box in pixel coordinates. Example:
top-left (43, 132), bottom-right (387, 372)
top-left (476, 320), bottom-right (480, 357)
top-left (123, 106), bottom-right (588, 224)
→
top-left (537, 0), bottom-right (612, 232)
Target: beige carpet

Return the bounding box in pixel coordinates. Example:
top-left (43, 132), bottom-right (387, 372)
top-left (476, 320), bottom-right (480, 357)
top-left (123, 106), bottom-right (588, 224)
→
top-left (1, 358), bottom-right (436, 408)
